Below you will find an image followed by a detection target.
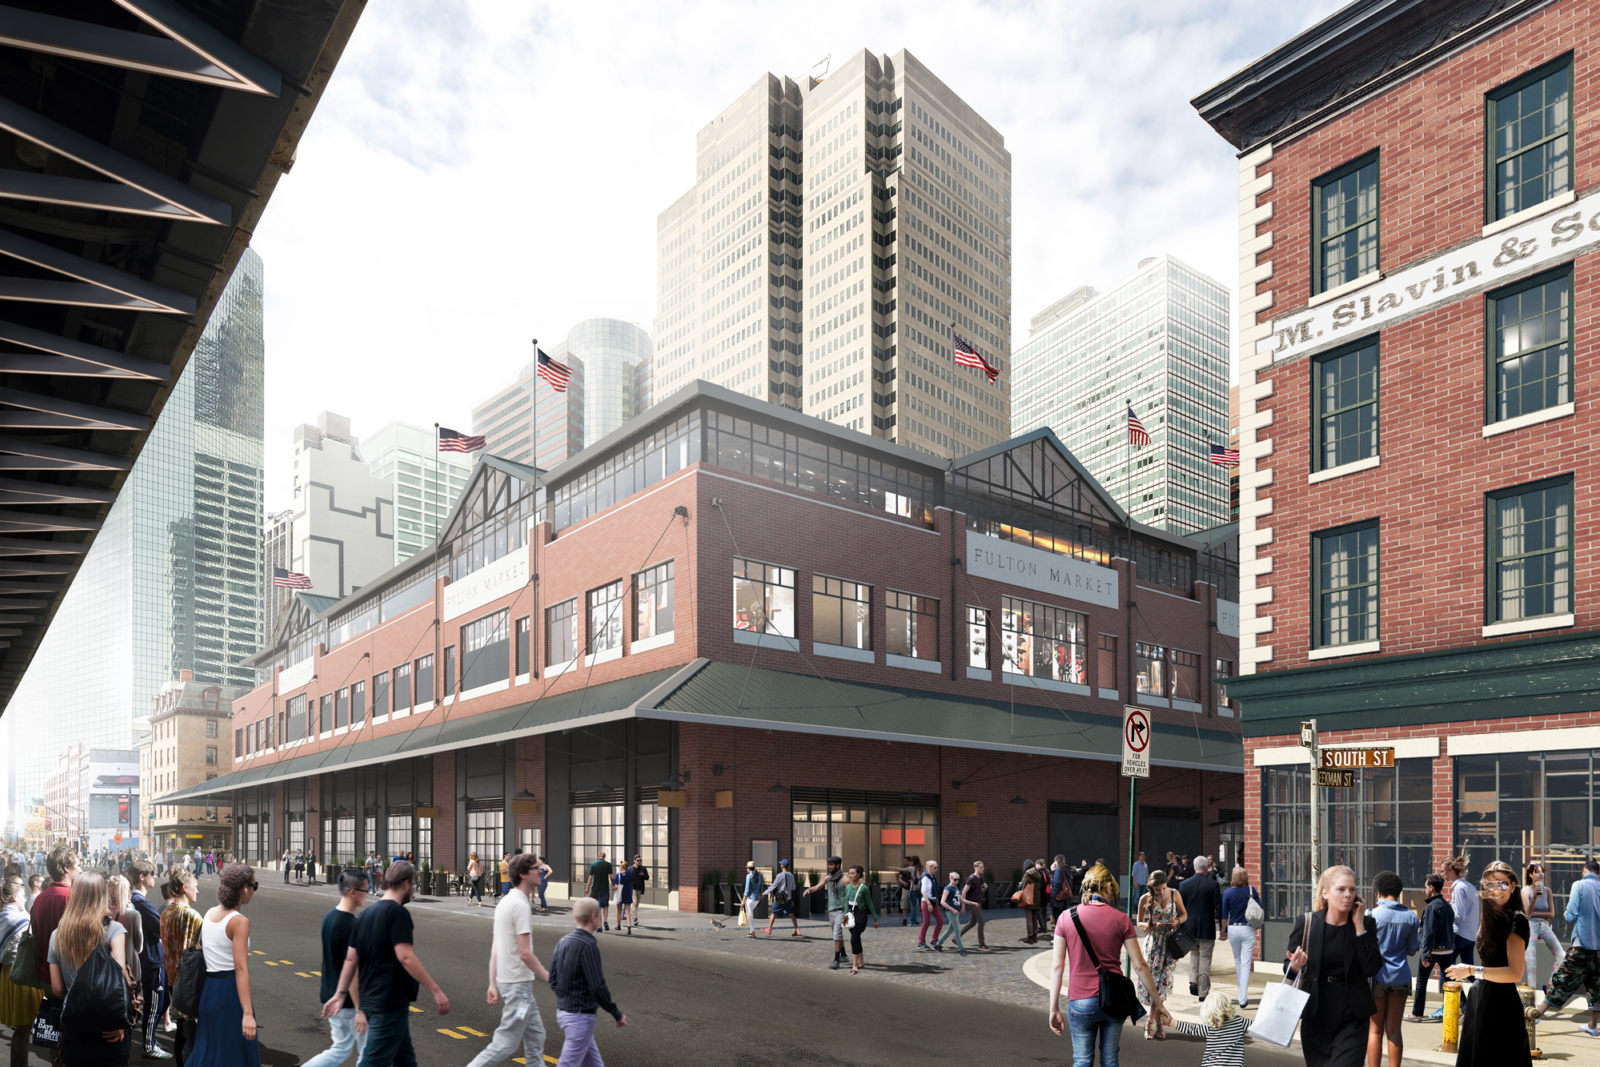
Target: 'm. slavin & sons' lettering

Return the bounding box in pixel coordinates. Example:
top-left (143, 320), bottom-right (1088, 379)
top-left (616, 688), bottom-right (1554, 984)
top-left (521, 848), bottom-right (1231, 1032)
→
top-left (966, 533), bottom-right (1118, 609)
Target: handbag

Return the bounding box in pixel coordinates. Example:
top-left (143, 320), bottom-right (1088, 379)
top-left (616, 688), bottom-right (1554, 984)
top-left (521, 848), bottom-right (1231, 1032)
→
top-left (1012, 879), bottom-right (1037, 909)
top-left (30, 996), bottom-right (61, 1050)
top-left (0, 918), bottom-right (26, 968)
top-left (9, 928), bottom-right (46, 991)
top-left (1248, 973), bottom-right (1309, 1046)
top-left (61, 941), bottom-right (135, 1033)
top-left (1245, 892), bottom-right (1266, 930)
top-left (172, 945), bottom-right (206, 1019)
top-left (1068, 906), bottom-right (1146, 1024)
top-left (1166, 926), bottom-right (1197, 960)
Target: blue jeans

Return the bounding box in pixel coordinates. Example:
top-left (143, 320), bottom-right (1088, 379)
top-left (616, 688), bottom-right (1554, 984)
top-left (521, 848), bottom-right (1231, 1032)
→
top-left (304, 1007), bottom-right (368, 1067)
top-left (358, 1008), bottom-right (415, 1067)
top-left (537, 881), bottom-right (548, 909)
top-left (1067, 996), bottom-right (1123, 1067)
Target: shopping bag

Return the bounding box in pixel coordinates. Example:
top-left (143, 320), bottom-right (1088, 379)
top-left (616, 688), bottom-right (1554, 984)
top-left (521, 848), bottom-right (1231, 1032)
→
top-left (737, 908), bottom-right (747, 928)
top-left (1248, 974), bottom-right (1309, 1047)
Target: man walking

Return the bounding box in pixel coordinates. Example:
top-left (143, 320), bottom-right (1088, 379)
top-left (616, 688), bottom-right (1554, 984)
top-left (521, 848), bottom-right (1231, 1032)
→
top-left (584, 851), bottom-right (613, 931)
top-left (763, 859), bottom-right (799, 937)
top-left (322, 860), bottom-right (450, 1066)
top-left (466, 854), bottom-right (549, 1067)
top-left (305, 869), bottom-right (370, 1067)
top-left (805, 855), bottom-right (848, 969)
top-left (1446, 857), bottom-right (1478, 966)
top-left (498, 852), bottom-right (512, 899)
top-left (1178, 855), bottom-right (1223, 999)
top-left (295, 848), bottom-right (306, 884)
top-left (130, 859), bottom-right (172, 1059)
top-left (1132, 851), bottom-right (1150, 904)
top-left (1409, 874), bottom-right (1455, 1021)
top-left (1531, 855), bottom-right (1600, 1036)
top-left (624, 856), bottom-right (647, 928)
top-left (549, 898), bottom-right (626, 1067)
top-left (961, 860), bottom-right (990, 951)
top-left (283, 846), bottom-right (294, 884)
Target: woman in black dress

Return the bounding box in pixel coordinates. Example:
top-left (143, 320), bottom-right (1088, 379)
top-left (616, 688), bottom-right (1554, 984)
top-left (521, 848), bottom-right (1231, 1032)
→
top-left (1284, 864), bottom-right (1382, 1067)
top-left (1446, 860), bottom-right (1531, 1067)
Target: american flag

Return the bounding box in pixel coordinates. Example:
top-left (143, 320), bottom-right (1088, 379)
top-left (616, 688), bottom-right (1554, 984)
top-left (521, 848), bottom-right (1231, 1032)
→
top-left (438, 426), bottom-right (486, 453)
top-left (536, 349), bottom-right (572, 392)
top-left (1127, 406), bottom-right (1150, 447)
top-left (951, 328), bottom-right (999, 384)
top-left (272, 566), bottom-right (312, 590)
top-left (1209, 444), bottom-right (1240, 468)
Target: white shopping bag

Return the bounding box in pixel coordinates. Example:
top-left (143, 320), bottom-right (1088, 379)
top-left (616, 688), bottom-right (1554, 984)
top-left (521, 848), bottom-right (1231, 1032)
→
top-left (1248, 974), bottom-right (1310, 1047)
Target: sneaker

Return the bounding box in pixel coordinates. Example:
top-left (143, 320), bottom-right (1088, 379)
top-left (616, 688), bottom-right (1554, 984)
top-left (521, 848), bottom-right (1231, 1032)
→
top-left (143, 1047), bottom-right (173, 1061)
top-left (1405, 1015), bottom-right (1426, 1023)
top-left (959, 949), bottom-right (969, 956)
top-left (1581, 1024), bottom-right (1600, 1037)
top-left (1429, 1008), bottom-right (1444, 1019)
top-left (932, 944), bottom-right (944, 953)
top-left (830, 957), bottom-right (841, 970)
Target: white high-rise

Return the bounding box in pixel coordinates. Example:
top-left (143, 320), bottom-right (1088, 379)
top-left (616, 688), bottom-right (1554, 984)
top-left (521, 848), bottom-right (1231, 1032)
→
top-left (364, 422), bottom-right (474, 565)
top-left (276, 413), bottom-right (392, 611)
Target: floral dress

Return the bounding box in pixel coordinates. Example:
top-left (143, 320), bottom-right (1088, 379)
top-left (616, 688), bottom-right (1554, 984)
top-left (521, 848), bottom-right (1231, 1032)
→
top-left (1137, 889), bottom-right (1180, 1036)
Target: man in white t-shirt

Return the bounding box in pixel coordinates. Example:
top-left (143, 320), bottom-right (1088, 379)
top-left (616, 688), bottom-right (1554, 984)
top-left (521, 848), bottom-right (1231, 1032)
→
top-left (466, 853), bottom-right (550, 1067)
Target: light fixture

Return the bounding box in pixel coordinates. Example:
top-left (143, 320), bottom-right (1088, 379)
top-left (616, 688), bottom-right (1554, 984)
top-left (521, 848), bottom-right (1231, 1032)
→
top-left (516, 789), bottom-right (537, 799)
top-left (1009, 794), bottom-right (1027, 805)
top-left (768, 780), bottom-right (790, 793)
top-left (660, 777), bottom-right (686, 792)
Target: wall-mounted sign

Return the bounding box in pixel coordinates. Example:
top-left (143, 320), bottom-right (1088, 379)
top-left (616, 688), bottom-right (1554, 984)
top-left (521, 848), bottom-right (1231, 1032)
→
top-left (1321, 747), bottom-right (1394, 770)
top-left (1217, 599), bottom-right (1239, 638)
top-left (443, 550), bottom-right (529, 621)
top-left (966, 532), bottom-right (1118, 609)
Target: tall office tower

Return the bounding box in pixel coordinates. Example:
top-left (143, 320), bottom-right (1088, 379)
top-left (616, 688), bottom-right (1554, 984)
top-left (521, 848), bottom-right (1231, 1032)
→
top-left (565, 319), bottom-right (653, 445)
top-left (1010, 255), bottom-right (1231, 534)
top-left (262, 509), bottom-right (293, 641)
top-left (801, 50), bottom-right (1011, 457)
top-left (2, 249), bottom-right (267, 813)
top-left (365, 421), bottom-right (474, 565)
top-left (653, 74), bottom-right (804, 408)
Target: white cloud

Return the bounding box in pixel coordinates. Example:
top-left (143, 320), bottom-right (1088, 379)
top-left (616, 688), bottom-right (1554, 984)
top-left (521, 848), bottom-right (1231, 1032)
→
top-left (251, 0), bottom-right (1344, 510)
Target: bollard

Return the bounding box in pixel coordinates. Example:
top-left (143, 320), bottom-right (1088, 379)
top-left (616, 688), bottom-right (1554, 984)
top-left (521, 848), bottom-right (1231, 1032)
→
top-left (1520, 985), bottom-right (1543, 1059)
top-left (1441, 981), bottom-right (1463, 1053)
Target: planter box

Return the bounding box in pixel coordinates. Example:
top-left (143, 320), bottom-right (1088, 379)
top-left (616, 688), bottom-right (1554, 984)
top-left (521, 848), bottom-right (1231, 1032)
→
top-left (725, 883), bottom-right (739, 917)
top-left (794, 889), bottom-right (811, 919)
top-left (699, 885), bottom-right (716, 913)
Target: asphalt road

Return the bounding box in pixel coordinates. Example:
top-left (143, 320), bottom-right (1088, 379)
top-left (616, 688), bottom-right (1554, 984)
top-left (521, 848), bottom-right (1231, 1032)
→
top-left (20, 878), bottom-right (1309, 1066)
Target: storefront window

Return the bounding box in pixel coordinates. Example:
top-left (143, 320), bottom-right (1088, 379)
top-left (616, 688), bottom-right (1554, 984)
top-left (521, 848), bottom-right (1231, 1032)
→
top-left (886, 591), bottom-right (938, 659)
top-left (999, 596), bottom-right (1085, 682)
top-left (790, 790), bottom-right (939, 884)
top-left (468, 809), bottom-right (503, 868)
top-left (638, 799), bottom-right (670, 890)
top-left (1136, 642), bottom-right (1166, 697)
top-left (546, 599), bottom-right (579, 666)
top-left (635, 562), bottom-right (674, 641)
top-left (733, 558), bottom-right (795, 636)
top-left (570, 802), bottom-right (624, 886)
top-left (588, 581), bottom-right (624, 656)
top-left (813, 576), bottom-right (871, 649)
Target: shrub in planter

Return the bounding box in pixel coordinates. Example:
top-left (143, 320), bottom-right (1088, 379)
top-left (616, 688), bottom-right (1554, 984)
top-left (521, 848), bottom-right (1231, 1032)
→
top-left (700, 870), bottom-right (720, 913)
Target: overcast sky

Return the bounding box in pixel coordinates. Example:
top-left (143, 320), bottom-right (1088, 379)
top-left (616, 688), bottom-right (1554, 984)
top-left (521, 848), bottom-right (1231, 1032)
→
top-left (250, 0), bottom-right (1346, 511)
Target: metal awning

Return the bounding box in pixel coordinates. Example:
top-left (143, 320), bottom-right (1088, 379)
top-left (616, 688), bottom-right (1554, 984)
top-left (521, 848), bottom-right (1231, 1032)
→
top-left (0, 0), bottom-right (363, 711)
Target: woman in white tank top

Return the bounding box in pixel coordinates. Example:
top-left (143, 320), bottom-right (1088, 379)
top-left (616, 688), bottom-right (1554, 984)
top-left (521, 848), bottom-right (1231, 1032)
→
top-left (186, 863), bottom-right (260, 1067)
top-left (1522, 861), bottom-right (1566, 985)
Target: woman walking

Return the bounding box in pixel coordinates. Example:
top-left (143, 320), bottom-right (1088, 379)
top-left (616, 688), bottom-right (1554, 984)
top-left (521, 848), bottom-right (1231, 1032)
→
top-left (843, 865), bottom-right (878, 974)
top-left (186, 863), bottom-right (259, 1067)
top-left (1048, 862), bottom-right (1172, 1066)
top-left (933, 870), bottom-right (969, 955)
top-left (1221, 866), bottom-right (1261, 1007)
top-left (1447, 861), bottom-right (1532, 1067)
top-left (467, 852), bottom-right (484, 907)
top-left (45, 872), bottom-right (132, 1065)
top-left (918, 861), bottom-right (944, 950)
top-left (1136, 869), bottom-right (1187, 1039)
top-left (159, 869), bottom-right (203, 1066)
top-left (1521, 861), bottom-right (1564, 986)
top-left (1284, 864), bottom-right (1381, 1067)
top-left (0, 875), bottom-right (42, 1067)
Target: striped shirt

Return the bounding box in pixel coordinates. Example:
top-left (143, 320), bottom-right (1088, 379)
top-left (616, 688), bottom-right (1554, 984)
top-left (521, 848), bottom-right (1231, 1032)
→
top-left (1170, 1015), bottom-right (1249, 1067)
top-left (160, 899), bottom-right (203, 990)
top-left (548, 928), bottom-right (621, 1019)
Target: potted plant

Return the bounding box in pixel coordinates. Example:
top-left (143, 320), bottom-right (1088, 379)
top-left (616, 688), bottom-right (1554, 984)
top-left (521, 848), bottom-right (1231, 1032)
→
top-left (327, 859), bottom-right (341, 884)
top-left (705, 869), bottom-right (722, 914)
top-left (420, 860), bottom-right (432, 894)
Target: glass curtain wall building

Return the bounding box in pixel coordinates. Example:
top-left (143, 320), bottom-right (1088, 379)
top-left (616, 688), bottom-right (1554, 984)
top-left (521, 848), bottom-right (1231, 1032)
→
top-left (1011, 256), bottom-right (1230, 534)
top-left (562, 318), bottom-right (652, 447)
top-left (2, 249), bottom-right (266, 815)
top-left (364, 422), bottom-right (473, 566)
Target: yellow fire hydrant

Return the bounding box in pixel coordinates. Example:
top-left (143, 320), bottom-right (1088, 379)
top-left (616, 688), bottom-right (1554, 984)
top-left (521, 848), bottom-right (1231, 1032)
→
top-left (1520, 985), bottom-right (1543, 1059)
top-left (1441, 981), bottom-right (1462, 1052)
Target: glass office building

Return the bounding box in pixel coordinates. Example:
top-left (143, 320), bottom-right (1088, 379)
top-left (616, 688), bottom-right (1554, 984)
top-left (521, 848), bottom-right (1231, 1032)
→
top-left (1011, 256), bottom-right (1230, 534)
top-left (563, 318), bottom-right (652, 447)
top-left (2, 250), bottom-right (266, 816)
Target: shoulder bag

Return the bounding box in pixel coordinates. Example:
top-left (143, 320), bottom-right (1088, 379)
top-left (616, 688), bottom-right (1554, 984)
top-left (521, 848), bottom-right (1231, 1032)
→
top-left (0, 918), bottom-right (26, 968)
top-left (1166, 924), bottom-right (1197, 959)
top-left (1068, 907), bottom-right (1145, 1023)
top-left (1245, 890), bottom-right (1265, 930)
top-left (60, 941), bottom-right (135, 1033)
top-left (1012, 877), bottom-right (1037, 909)
top-left (9, 927), bottom-right (47, 991)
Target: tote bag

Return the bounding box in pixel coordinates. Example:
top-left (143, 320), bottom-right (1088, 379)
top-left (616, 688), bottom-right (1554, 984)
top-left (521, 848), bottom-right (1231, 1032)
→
top-left (1249, 973), bottom-right (1310, 1046)
top-left (1245, 892), bottom-right (1266, 930)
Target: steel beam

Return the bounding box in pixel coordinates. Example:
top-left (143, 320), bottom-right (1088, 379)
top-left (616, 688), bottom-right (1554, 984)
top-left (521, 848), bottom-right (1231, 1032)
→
top-left (0, 537), bottom-right (87, 555)
top-left (0, 479), bottom-right (118, 504)
top-left (115, 0), bottom-right (282, 96)
top-left (0, 388), bottom-right (150, 431)
top-left (0, 352), bottom-right (150, 379)
top-left (0, 318), bottom-right (170, 379)
top-left (0, 170), bottom-right (191, 221)
top-left (0, 510), bottom-right (102, 531)
top-left (0, 615), bottom-right (34, 625)
top-left (0, 438), bottom-right (131, 471)
top-left (0, 560), bottom-right (75, 575)
top-left (0, 228), bottom-right (196, 315)
top-left (0, 581), bottom-right (61, 594)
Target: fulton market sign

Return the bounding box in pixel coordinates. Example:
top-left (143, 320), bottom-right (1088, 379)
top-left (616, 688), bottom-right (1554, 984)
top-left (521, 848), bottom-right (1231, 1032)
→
top-left (966, 532), bottom-right (1118, 609)
top-left (1263, 188), bottom-right (1600, 365)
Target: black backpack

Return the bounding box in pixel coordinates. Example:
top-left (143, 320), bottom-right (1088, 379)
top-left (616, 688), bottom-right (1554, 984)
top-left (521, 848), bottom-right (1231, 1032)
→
top-left (60, 942), bottom-right (134, 1033)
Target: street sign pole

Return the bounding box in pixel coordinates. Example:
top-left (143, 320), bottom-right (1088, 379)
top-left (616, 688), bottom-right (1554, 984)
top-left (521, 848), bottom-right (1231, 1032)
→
top-left (1303, 718), bottom-right (1321, 901)
top-left (1122, 706), bottom-right (1152, 914)
top-left (1125, 775), bottom-right (1137, 916)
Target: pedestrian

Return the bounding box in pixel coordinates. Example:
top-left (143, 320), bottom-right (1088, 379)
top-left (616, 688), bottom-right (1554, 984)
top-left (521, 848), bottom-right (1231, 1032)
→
top-left (468, 853), bottom-right (485, 907)
top-left (498, 853), bottom-right (511, 900)
top-left (186, 863), bottom-right (259, 1067)
top-left (933, 870), bottom-right (968, 955)
top-left (842, 865), bottom-right (878, 974)
top-left (1136, 869), bottom-right (1188, 1038)
top-left (129, 859), bottom-right (170, 1061)
top-left (1178, 856), bottom-right (1223, 1001)
top-left (611, 865), bottom-right (632, 934)
top-left (45, 872), bottom-right (133, 1065)
top-left (306, 852), bottom-right (317, 885)
top-left (1164, 851), bottom-right (1179, 882)
top-left (1221, 866), bottom-right (1262, 1008)
top-left (1528, 854), bottom-right (1600, 1037)
top-left (1408, 874), bottom-right (1454, 1022)
top-left (584, 852), bottom-right (612, 931)
top-left (762, 860), bottom-right (799, 937)
top-left (25, 876), bottom-right (41, 911)
top-left (917, 860), bottom-right (943, 950)
top-left (1050, 854), bottom-right (1071, 921)
top-left (624, 857), bottom-right (645, 927)
top-left (107, 874), bottom-right (142, 999)
top-left (321, 860), bottom-right (451, 1066)
top-left (1168, 990), bottom-right (1250, 1066)
top-left (295, 850), bottom-right (305, 884)
top-left (1366, 871), bottom-right (1417, 1067)
top-left (282, 849), bottom-right (292, 885)
top-left (1283, 864), bottom-right (1381, 1067)
top-left (740, 861), bottom-right (763, 938)
top-left (1, 874), bottom-right (42, 1067)
top-left (303, 869), bottom-right (370, 1067)
top-left (961, 860), bottom-right (990, 951)
top-left (1048, 862), bottom-right (1172, 1065)
top-left (1132, 851), bottom-right (1150, 905)
top-left (1020, 858), bottom-right (1048, 945)
top-left (1521, 861), bottom-right (1565, 986)
top-left (805, 856), bottom-right (849, 970)
top-left (1446, 860), bottom-right (1532, 1065)
top-left (1447, 856), bottom-right (1478, 966)
top-left (548, 898), bottom-right (625, 1066)
top-left (537, 857), bottom-right (555, 915)
top-left (465, 854), bottom-right (549, 1067)
top-left (896, 859), bottom-right (913, 925)
top-left (29, 845), bottom-right (76, 1058)
top-left (159, 868), bottom-right (203, 1067)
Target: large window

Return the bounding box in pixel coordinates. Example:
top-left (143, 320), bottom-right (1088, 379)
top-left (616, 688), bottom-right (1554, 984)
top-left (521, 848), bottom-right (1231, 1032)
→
top-left (1313, 339), bottom-right (1378, 471)
top-left (588, 580), bottom-right (624, 657)
top-left (550, 411), bottom-right (700, 531)
top-left (1488, 58), bottom-right (1572, 222)
top-left (393, 663), bottom-right (411, 713)
top-left (416, 817), bottom-right (433, 866)
top-left (1135, 642), bottom-right (1165, 698)
top-left (372, 671), bottom-right (389, 718)
top-left (733, 558), bottom-right (795, 637)
top-left (463, 609), bottom-right (509, 690)
top-left (467, 809), bottom-right (503, 868)
top-left (387, 814), bottom-right (413, 859)
top-left (886, 591), bottom-right (937, 660)
top-left (634, 561), bottom-right (674, 641)
top-left (319, 694), bottom-right (332, 735)
top-left (570, 802), bottom-right (625, 887)
top-left (1489, 268), bottom-right (1571, 424)
top-left (1488, 477), bottom-right (1572, 623)
top-left (791, 790), bottom-right (939, 884)
top-left (966, 607), bottom-right (988, 669)
top-left (1314, 521), bottom-right (1379, 647)
top-left (285, 694), bottom-right (307, 743)
top-left (546, 598), bottom-right (579, 665)
top-left (335, 687), bottom-right (349, 730)
top-left (813, 575), bottom-right (871, 649)
top-left (442, 647), bottom-right (456, 698)
top-left (1169, 650), bottom-right (1201, 704)
top-left (638, 798), bottom-right (670, 893)
top-left (1000, 597), bottom-right (1085, 682)
top-left (351, 680), bottom-right (365, 726)
top-left (413, 654), bottom-right (434, 706)
top-left (515, 616), bottom-right (530, 675)
top-left (1313, 153), bottom-right (1379, 293)
top-left (1214, 659), bottom-right (1234, 713)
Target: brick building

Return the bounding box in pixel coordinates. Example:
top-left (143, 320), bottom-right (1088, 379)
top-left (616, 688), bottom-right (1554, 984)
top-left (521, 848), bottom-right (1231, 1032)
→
top-left (140, 671), bottom-right (243, 856)
top-left (1196, 0), bottom-right (1600, 964)
top-left (163, 381), bottom-right (1240, 908)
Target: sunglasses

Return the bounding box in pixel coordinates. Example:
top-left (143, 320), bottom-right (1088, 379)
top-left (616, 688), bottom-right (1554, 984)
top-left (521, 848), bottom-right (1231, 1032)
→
top-left (1482, 881), bottom-right (1511, 892)
top-left (247, 881), bottom-right (260, 891)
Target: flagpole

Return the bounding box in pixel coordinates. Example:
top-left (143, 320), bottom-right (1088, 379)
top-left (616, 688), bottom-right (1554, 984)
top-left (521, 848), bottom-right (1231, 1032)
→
top-left (530, 339), bottom-right (539, 475)
top-left (433, 422), bottom-right (442, 582)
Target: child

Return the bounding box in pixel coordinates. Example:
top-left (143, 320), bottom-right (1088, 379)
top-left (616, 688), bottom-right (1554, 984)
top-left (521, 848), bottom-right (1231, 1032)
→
top-left (1169, 990), bottom-right (1249, 1066)
top-left (613, 865), bottom-right (634, 933)
top-left (1368, 870), bottom-right (1418, 1067)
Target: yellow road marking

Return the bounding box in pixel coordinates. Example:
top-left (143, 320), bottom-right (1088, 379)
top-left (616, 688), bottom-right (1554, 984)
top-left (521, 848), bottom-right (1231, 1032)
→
top-left (457, 1026), bottom-right (486, 1036)
top-left (250, 950), bottom-right (266, 955)
top-left (437, 1029), bottom-right (466, 1039)
top-left (278, 960), bottom-right (293, 965)
top-left (311, 970), bottom-right (322, 977)
top-left (263, 961), bottom-right (278, 966)
top-left (408, 1006), bottom-right (422, 1014)
top-left (294, 972), bottom-right (311, 978)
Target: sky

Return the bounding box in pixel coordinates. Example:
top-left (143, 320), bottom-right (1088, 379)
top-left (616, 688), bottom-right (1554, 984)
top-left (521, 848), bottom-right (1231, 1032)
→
top-left (251, 0), bottom-right (1347, 512)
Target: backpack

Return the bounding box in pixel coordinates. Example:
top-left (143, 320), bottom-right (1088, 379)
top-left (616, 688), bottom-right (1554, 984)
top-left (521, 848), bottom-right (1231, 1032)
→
top-left (772, 872), bottom-right (792, 907)
top-left (60, 941), bottom-right (134, 1033)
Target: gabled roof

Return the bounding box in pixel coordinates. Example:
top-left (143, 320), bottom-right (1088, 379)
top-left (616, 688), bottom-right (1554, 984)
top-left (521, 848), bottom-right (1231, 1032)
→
top-left (953, 426), bottom-right (1130, 525)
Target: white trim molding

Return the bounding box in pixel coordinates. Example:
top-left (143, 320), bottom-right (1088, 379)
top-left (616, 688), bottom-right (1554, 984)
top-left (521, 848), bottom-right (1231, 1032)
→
top-left (1451, 725), bottom-right (1600, 757)
top-left (1255, 736), bottom-right (1439, 766)
top-left (1483, 402), bottom-right (1574, 438)
top-left (1308, 454), bottom-right (1380, 485)
top-left (813, 642), bottom-right (874, 664)
top-left (1482, 613), bottom-right (1574, 639)
top-left (733, 630), bottom-right (798, 652)
top-left (1307, 639), bottom-right (1381, 661)
top-left (886, 653), bottom-right (941, 674)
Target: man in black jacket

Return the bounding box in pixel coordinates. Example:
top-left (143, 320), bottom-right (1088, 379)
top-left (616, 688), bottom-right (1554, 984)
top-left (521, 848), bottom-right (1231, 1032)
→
top-left (130, 859), bottom-right (171, 1059)
top-left (1178, 855), bottom-right (1224, 999)
top-left (1410, 874), bottom-right (1455, 1020)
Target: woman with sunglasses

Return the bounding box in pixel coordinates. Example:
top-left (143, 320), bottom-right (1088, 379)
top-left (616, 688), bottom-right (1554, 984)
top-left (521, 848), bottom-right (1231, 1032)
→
top-left (1520, 861), bottom-right (1565, 986)
top-left (1446, 861), bottom-right (1532, 1067)
top-left (187, 863), bottom-right (260, 1067)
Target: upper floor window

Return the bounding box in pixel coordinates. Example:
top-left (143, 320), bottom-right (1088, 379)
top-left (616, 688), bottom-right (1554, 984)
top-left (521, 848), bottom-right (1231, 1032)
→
top-left (1487, 476), bottom-right (1571, 623)
top-left (546, 598), bottom-right (579, 666)
top-left (1135, 642), bottom-right (1165, 697)
top-left (886, 591), bottom-right (937, 659)
top-left (966, 607), bottom-right (988, 670)
top-left (588, 581), bottom-right (625, 656)
top-left (733, 558), bottom-right (795, 637)
top-left (634, 562), bottom-right (674, 641)
top-left (1488, 58), bottom-right (1572, 222)
top-left (813, 575), bottom-right (871, 649)
top-left (1001, 597), bottom-right (1085, 683)
top-left (1313, 339), bottom-right (1377, 471)
top-left (1488, 267), bottom-right (1571, 424)
top-left (205, 720), bottom-right (217, 738)
top-left (1313, 153), bottom-right (1378, 293)
top-left (1314, 521), bottom-right (1379, 647)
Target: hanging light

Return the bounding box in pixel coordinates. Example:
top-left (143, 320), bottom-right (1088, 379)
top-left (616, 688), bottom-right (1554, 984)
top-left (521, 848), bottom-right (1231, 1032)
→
top-left (768, 780), bottom-right (790, 793)
top-left (1009, 794), bottom-right (1027, 805)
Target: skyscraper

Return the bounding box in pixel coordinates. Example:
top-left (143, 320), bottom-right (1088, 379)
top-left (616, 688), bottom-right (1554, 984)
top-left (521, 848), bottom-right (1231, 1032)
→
top-left (1010, 255), bottom-right (1231, 534)
top-left (2, 249), bottom-right (267, 814)
top-left (364, 422), bottom-right (474, 565)
top-left (655, 50), bottom-right (1012, 458)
